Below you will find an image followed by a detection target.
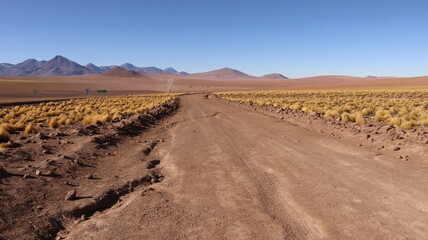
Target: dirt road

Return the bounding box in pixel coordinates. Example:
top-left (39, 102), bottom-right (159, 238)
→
top-left (64, 94), bottom-right (428, 240)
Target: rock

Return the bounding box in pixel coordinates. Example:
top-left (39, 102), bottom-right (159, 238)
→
top-left (46, 159), bottom-right (56, 165)
top-left (49, 131), bottom-right (67, 137)
top-left (397, 155), bottom-right (403, 159)
top-left (45, 171), bottom-right (54, 176)
top-left (35, 170), bottom-right (41, 176)
top-left (22, 174), bottom-right (31, 179)
top-left (393, 146), bottom-right (401, 151)
top-left (85, 174), bottom-right (94, 179)
top-left (33, 133), bottom-right (50, 140)
top-left (43, 150), bottom-right (52, 154)
top-left (0, 167), bottom-right (9, 178)
top-left (65, 190), bottom-right (77, 200)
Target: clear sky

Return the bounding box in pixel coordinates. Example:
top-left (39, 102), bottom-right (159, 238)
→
top-left (1, 0), bottom-right (427, 78)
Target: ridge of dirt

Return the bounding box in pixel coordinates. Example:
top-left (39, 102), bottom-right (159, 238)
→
top-left (0, 98), bottom-right (179, 240)
top-left (212, 95), bottom-right (428, 162)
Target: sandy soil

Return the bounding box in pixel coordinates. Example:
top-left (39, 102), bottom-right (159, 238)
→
top-left (35, 94), bottom-right (428, 240)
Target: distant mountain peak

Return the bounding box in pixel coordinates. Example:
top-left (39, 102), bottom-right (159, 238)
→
top-left (102, 67), bottom-right (143, 78)
top-left (164, 67), bottom-right (178, 74)
top-left (260, 73), bottom-right (289, 79)
top-left (189, 67), bottom-right (256, 79)
top-left (0, 56), bottom-right (189, 77)
top-left (120, 63), bottom-right (137, 69)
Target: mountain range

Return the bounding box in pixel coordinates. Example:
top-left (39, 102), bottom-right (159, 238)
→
top-left (0, 55), bottom-right (189, 77)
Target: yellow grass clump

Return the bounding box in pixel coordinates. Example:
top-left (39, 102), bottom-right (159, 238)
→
top-left (0, 126), bottom-right (10, 143)
top-left (214, 89), bottom-right (428, 129)
top-left (0, 93), bottom-right (179, 138)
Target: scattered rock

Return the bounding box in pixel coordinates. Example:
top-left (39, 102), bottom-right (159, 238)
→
top-left (0, 167), bottom-right (9, 178)
top-left (33, 133), bottom-right (50, 140)
top-left (46, 159), bottom-right (56, 165)
top-left (65, 190), bottom-right (77, 200)
top-left (43, 150), bottom-right (52, 154)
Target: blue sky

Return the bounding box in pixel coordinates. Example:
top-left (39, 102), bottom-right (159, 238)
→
top-left (1, 0), bottom-right (427, 78)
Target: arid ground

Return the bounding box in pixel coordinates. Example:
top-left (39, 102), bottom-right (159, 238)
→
top-left (2, 71), bottom-right (428, 103)
top-left (1, 71), bottom-right (428, 239)
top-left (1, 90), bottom-right (427, 239)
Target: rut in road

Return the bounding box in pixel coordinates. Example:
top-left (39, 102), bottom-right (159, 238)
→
top-left (65, 94), bottom-right (428, 240)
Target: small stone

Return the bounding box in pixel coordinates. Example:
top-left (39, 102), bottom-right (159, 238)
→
top-left (23, 174), bottom-right (31, 179)
top-left (45, 171), bottom-right (54, 176)
top-left (35, 170), bottom-right (41, 176)
top-left (36, 205), bottom-right (44, 210)
top-left (65, 190), bottom-right (77, 200)
top-left (397, 156), bottom-right (403, 159)
top-left (393, 146), bottom-right (401, 151)
top-left (86, 174), bottom-right (94, 179)
top-left (46, 159), bottom-right (56, 165)
top-left (80, 214), bottom-right (88, 221)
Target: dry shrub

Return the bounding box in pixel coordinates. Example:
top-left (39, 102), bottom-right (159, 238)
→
top-left (324, 110), bottom-right (339, 119)
top-left (400, 121), bottom-right (413, 130)
top-left (341, 112), bottom-right (351, 122)
top-left (355, 112), bottom-right (365, 125)
top-left (388, 117), bottom-right (401, 127)
top-left (0, 127), bottom-right (10, 143)
top-left (24, 123), bottom-right (37, 134)
top-left (48, 118), bottom-right (59, 128)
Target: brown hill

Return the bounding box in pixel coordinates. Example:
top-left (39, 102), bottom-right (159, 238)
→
top-left (260, 73), bottom-right (288, 79)
top-left (102, 67), bottom-right (144, 78)
top-left (188, 68), bottom-right (256, 80)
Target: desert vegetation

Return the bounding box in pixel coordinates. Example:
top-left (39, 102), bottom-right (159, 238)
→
top-left (215, 89), bottom-right (428, 129)
top-left (0, 94), bottom-right (177, 146)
